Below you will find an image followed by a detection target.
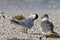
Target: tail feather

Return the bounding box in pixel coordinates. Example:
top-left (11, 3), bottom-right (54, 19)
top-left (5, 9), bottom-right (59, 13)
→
top-left (10, 20), bottom-right (19, 24)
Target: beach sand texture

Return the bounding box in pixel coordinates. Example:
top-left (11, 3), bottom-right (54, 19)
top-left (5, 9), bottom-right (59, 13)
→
top-left (0, 9), bottom-right (60, 40)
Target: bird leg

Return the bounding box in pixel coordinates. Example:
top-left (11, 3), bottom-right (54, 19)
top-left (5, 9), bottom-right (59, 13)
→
top-left (39, 35), bottom-right (45, 40)
top-left (24, 28), bottom-right (28, 34)
top-left (21, 28), bottom-right (28, 34)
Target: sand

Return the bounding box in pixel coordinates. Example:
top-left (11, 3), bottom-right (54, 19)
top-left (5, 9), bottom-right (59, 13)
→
top-left (0, 9), bottom-right (60, 40)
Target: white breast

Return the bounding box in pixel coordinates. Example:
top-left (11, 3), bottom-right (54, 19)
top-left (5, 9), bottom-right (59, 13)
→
top-left (41, 18), bottom-right (48, 22)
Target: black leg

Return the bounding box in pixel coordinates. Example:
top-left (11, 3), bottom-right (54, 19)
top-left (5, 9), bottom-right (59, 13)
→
top-left (39, 37), bottom-right (42, 40)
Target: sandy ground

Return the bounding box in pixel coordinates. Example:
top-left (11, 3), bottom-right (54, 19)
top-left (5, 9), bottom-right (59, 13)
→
top-left (0, 9), bottom-right (60, 40)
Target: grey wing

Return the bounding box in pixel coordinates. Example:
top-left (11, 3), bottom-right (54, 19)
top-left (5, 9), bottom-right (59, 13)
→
top-left (18, 19), bottom-right (34, 28)
top-left (49, 22), bottom-right (54, 33)
top-left (18, 19), bottom-right (28, 26)
top-left (40, 22), bottom-right (54, 33)
top-left (11, 18), bottom-right (34, 28)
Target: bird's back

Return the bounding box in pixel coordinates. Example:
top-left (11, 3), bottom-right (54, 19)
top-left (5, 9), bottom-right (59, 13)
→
top-left (41, 21), bottom-right (54, 33)
top-left (18, 17), bottom-right (34, 29)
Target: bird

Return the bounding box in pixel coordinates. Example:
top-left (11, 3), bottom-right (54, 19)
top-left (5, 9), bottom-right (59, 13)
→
top-left (39, 14), bottom-right (60, 40)
top-left (10, 14), bottom-right (38, 33)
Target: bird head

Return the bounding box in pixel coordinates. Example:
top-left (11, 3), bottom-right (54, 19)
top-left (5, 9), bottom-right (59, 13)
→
top-left (32, 14), bottom-right (38, 21)
top-left (41, 14), bottom-right (49, 22)
top-left (28, 14), bottom-right (38, 21)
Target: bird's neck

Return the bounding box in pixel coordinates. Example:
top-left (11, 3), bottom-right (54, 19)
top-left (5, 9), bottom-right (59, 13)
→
top-left (41, 18), bottom-right (49, 22)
